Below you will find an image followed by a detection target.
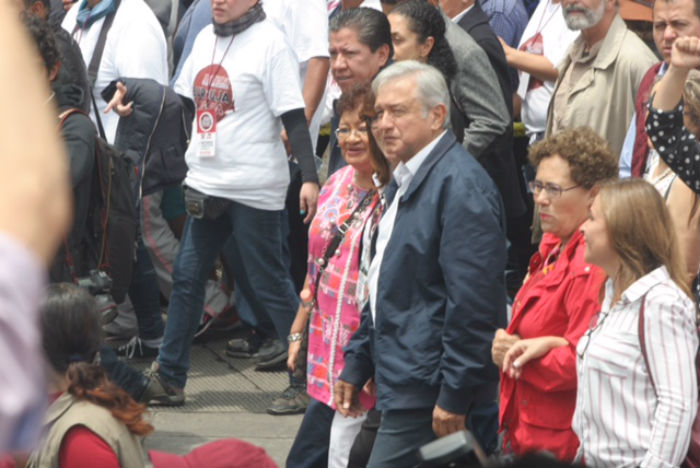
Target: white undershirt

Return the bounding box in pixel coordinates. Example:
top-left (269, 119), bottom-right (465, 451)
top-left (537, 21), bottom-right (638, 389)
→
top-left (368, 131), bottom-right (446, 323)
top-left (451, 4), bottom-right (475, 23)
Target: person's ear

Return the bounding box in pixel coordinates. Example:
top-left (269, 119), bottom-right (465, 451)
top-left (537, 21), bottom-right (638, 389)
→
top-left (49, 61), bottom-right (61, 82)
top-left (376, 43), bottom-right (391, 67)
top-left (420, 36), bottom-right (435, 59)
top-left (429, 103), bottom-right (447, 130)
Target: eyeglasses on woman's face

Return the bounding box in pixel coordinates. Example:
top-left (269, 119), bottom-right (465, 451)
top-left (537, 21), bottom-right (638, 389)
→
top-left (528, 180), bottom-right (581, 199)
top-left (335, 125), bottom-right (369, 141)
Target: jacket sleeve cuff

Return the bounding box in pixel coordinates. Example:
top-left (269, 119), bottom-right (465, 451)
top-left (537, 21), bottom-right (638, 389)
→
top-left (436, 381), bottom-right (497, 415)
top-left (339, 354), bottom-right (373, 388)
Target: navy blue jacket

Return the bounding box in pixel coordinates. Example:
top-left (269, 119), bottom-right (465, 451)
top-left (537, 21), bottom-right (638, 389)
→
top-left (340, 131), bottom-right (507, 415)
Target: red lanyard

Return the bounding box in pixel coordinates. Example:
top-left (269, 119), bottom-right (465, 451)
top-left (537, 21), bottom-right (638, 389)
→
top-left (204, 36), bottom-right (235, 108)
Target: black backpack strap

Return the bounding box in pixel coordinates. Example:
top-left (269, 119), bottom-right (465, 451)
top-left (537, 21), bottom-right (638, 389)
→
top-left (87, 0), bottom-right (121, 140)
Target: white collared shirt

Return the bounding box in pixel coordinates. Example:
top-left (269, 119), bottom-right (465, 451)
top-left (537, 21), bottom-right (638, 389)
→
top-left (367, 131), bottom-right (446, 324)
top-left (572, 266), bottom-right (698, 468)
top-left (451, 4), bottom-right (475, 23)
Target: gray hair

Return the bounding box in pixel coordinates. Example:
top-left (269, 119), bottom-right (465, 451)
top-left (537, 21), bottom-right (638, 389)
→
top-left (372, 60), bottom-right (451, 129)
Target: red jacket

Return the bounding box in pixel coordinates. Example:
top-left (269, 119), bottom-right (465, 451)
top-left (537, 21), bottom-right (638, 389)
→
top-left (499, 230), bottom-right (605, 460)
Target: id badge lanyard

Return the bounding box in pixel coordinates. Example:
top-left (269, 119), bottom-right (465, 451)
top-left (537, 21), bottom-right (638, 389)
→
top-left (197, 36), bottom-right (235, 159)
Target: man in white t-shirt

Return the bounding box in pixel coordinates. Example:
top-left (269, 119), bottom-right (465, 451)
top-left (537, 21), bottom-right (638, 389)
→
top-left (62, 0), bottom-right (168, 143)
top-left (144, 0), bottom-right (320, 405)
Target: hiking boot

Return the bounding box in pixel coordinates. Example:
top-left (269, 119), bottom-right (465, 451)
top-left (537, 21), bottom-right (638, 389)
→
top-left (142, 362), bottom-right (185, 407)
top-left (266, 385), bottom-right (309, 415)
top-left (255, 339), bottom-right (287, 371)
top-left (225, 330), bottom-right (263, 358)
top-left (116, 336), bottom-right (159, 360)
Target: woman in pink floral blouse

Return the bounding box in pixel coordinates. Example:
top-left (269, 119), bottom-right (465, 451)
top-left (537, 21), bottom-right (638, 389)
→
top-left (285, 84), bottom-right (391, 468)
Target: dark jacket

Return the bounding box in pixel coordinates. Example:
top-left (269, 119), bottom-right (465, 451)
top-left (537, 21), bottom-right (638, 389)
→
top-left (340, 131), bottom-right (507, 414)
top-left (102, 78), bottom-right (189, 196)
top-left (457, 3), bottom-right (513, 115)
top-left (51, 85), bottom-right (96, 282)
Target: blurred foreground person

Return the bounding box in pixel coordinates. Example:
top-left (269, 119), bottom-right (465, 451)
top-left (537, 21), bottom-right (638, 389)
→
top-left (0, 0), bottom-right (71, 450)
top-left (25, 283), bottom-right (279, 468)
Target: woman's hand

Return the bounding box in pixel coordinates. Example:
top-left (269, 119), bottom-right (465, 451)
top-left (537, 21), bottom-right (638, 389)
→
top-left (502, 336), bottom-right (569, 379)
top-left (491, 329), bottom-right (521, 369)
top-left (670, 36), bottom-right (700, 70)
top-left (287, 339), bottom-right (302, 372)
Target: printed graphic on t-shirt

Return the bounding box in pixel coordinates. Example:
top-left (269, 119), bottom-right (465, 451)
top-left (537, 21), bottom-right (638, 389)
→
top-left (520, 32), bottom-right (544, 92)
top-left (193, 64), bottom-right (235, 120)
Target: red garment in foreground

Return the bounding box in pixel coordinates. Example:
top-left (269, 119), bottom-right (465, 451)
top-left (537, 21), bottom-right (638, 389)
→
top-left (499, 230), bottom-right (605, 461)
top-left (57, 426), bottom-right (277, 468)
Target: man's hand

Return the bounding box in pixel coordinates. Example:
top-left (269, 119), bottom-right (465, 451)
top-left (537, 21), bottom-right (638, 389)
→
top-left (670, 36), bottom-right (700, 70)
top-left (299, 182), bottom-right (319, 223)
top-left (491, 328), bottom-right (521, 369)
top-left (104, 81), bottom-right (133, 117)
top-left (334, 379), bottom-right (363, 417)
top-left (62, 0), bottom-right (74, 11)
top-left (432, 405), bottom-right (466, 438)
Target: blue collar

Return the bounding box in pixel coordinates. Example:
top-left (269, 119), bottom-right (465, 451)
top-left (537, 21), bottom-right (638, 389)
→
top-left (76, 0), bottom-right (116, 28)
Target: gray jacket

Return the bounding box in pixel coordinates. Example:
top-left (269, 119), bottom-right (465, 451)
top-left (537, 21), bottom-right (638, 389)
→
top-left (444, 14), bottom-right (526, 219)
top-left (444, 12), bottom-right (510, 157)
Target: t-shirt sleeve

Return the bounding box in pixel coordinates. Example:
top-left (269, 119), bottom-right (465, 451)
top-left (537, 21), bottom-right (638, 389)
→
top-left (113, 15), bottom-right (168, 85)
top-left (289, 0), bottom-right (329, 63)
top-left (262, 37), bottom-right (305, 117)
top-left (59, 426), bottom-right (120, 468)
top-left (173, 47), bottom-right (195, 100)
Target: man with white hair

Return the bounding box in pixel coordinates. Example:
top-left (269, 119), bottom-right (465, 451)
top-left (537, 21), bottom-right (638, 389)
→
top-left (545, 0), bottom-right (656, 156)
top-left (334, 61), bottom-right (507, 468)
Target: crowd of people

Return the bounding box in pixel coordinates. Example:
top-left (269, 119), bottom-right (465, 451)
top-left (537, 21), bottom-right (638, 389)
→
top-left (0, 0), bottom-right (699, 467)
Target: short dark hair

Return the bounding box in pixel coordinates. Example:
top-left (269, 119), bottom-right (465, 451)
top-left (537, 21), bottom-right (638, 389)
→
top-left (330, 7), bottom-right (394, 60)
top-left (653, 0), bottom-right (700, 20)
top-left (22, 13), bottom-right (60, 74)
top-left (24, 0), bottom-right (51, 15)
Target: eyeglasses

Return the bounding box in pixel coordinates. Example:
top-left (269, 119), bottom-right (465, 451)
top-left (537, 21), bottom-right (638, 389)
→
top-left (528, 180), bottom-right (581, 198)
top-left (334, 126), bottom-right (369, 140)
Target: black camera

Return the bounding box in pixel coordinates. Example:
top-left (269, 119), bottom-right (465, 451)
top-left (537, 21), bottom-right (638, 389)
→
top-left (76, 270), bottom-right (118, 324)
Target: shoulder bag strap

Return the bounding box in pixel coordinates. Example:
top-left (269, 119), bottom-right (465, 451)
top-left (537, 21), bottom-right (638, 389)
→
top-left (87, 0), bottom-right (121, 140)
top-left (638, 292), bottom-right (658, 396)
top-left (313, 190), bottom-right (375, 304)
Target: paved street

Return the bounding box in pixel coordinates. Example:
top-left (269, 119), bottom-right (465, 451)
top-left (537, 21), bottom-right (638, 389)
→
top-left (127, 331), bottom-right (302, 466)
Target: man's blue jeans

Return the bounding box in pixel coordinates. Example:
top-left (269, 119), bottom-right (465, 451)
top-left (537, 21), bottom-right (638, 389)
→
top-left (157, 201), bottom-right (299, 389)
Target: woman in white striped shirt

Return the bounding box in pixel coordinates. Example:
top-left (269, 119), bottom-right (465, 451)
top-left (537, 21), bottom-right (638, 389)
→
top-left (575, 179), bottom-right (698, 468)
top-left (505, 178), bottom-right (698, 467)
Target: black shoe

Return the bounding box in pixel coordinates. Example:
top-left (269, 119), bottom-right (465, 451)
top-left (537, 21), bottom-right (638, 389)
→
top-left (255, 339), bottom-right (287, 371)
top-left (116, 336), bottom-right (159, 360)
top-left (266, 385), bottom-right (309, 415)
top-left (225, 331), bottom-right (263, 358)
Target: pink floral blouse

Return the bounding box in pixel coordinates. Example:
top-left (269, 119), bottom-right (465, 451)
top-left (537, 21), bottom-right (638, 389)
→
top-left (306, 165), bottom-right (380, 410)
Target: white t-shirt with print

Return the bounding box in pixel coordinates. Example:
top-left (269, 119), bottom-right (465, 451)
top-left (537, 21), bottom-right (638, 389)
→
top-left (517, 0), bottom-right (579, 134)
top-left (62, 0), bottom-right (168, 144)
top-left (264, 0), bottom-right (329, 148)
top-left (174, 21), bottom-right (305, 211)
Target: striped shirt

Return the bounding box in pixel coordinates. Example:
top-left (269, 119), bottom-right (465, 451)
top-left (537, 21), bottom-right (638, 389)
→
top-left (572, 266), bottom-right (698, 468)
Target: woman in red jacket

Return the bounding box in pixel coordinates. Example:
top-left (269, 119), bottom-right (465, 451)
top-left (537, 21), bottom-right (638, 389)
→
top-left (491, 128), bottom-right (617, 461)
